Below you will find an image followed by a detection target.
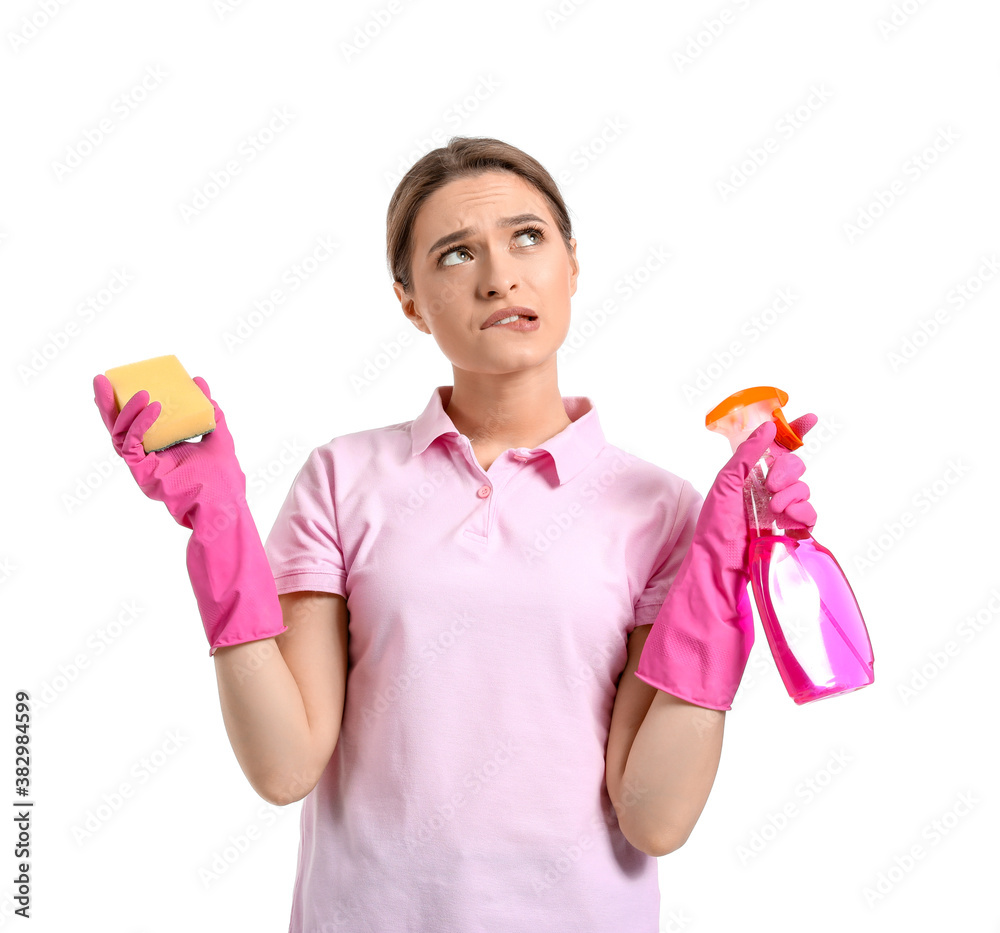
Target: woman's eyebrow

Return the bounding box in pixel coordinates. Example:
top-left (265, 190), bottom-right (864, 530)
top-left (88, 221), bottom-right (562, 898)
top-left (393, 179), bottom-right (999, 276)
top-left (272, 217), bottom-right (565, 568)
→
top-left (426, 213), bottom-right (548, 257)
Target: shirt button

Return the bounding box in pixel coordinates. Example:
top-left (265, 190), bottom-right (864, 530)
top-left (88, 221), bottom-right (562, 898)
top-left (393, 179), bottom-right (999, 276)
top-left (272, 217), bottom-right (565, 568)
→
top-left (477, 485), bottom-right (491, 498)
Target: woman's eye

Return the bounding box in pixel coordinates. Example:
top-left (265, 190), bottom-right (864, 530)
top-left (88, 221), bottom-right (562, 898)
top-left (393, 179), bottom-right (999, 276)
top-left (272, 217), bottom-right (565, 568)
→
top-left (440, 247), bottom-right (471, 267)
top-left (439, 229), bottom-right (541, 267)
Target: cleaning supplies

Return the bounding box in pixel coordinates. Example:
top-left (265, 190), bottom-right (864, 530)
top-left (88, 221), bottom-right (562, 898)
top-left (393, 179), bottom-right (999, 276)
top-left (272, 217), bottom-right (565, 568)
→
top-left (93, 370), bottom-right (287, 655)
top-left (103, 354), bottom-right (216, 452)
top-left (706, 387), bottom-right (875, 704)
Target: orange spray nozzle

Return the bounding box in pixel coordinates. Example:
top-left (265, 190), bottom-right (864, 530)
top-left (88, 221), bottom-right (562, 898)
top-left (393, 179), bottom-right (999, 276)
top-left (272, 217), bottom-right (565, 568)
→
top-left (705, 386), bottom-right (803, 452)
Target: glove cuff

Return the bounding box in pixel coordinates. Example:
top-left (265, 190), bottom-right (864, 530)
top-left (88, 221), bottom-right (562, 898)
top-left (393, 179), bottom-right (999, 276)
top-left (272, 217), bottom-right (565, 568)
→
top-left (634, 584), bottom-right (755, 711)
top-left (184, 496), bottom-right (288, 656)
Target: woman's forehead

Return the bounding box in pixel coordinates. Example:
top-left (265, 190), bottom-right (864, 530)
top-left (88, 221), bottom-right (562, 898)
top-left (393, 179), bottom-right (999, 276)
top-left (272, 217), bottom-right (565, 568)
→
top-left (416, 173), bottom-right (550, 237)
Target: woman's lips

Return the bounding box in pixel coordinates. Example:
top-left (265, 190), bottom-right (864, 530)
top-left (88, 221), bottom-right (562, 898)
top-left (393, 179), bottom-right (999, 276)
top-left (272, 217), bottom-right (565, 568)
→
top-left (486, 316), bottom-right (540, 331)
top-left (481, 307), bottom-right (537, 328)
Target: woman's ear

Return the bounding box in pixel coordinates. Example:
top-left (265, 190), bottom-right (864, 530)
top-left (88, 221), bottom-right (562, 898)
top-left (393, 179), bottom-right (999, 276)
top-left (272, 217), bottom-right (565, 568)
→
top-left (393, 281), bottom-right (430, 335)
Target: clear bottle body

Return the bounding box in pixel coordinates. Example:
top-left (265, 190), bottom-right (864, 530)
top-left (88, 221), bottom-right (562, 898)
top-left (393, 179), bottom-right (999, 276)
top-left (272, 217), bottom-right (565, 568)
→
top-left (745, 449), bottom-right (874, 703)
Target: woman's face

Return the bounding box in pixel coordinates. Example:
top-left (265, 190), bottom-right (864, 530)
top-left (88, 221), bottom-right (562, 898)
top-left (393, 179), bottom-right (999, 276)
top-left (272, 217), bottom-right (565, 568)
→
top-left (394, 171), bottom-right (578, 376)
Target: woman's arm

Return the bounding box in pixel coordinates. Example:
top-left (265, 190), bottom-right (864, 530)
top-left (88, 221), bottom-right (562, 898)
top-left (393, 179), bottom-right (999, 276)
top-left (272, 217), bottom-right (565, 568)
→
top-left (606, 623), bottom-right (725, 857)
top-left (213, 591), bottom-right (349, 806)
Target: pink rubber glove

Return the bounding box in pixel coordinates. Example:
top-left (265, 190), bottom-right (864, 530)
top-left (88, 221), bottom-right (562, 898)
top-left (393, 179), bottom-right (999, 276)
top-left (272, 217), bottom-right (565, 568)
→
top-left (93, 373), bottom-right (287, 655)
top-left (634, 415), bottom-right (817, 710)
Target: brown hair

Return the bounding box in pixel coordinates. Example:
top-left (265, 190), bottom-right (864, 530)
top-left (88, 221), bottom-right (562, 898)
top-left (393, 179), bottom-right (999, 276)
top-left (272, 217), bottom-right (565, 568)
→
top-left (386, 136), bottom-right (575, 292)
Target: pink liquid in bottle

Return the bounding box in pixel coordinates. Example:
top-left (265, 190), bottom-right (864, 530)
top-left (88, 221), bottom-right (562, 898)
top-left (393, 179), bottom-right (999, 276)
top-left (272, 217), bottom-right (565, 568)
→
top-left (707, 387), bottom-right (875, 705)
top-left (749, 531), bottom-right (874, 704)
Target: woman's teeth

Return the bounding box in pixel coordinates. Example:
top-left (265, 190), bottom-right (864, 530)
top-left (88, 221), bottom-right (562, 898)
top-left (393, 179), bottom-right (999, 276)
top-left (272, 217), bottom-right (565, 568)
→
top-left (492, 315), bottom-right (521, 326)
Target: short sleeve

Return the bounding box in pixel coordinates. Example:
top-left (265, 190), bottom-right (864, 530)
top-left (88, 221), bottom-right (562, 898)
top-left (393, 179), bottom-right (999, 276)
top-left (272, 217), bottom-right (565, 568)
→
top-left (263, 445), bottom-right (348, 598)
top-left (632, 478), bottom-right (703, 627)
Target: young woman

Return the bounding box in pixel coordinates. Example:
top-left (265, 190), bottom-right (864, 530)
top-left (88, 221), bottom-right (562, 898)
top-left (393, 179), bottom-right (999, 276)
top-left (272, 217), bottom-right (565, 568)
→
top-left (93, 136), bottom-right (816, 932)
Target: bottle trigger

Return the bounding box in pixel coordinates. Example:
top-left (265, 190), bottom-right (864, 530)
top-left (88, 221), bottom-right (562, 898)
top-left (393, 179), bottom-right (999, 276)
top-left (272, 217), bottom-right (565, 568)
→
top-left (771, 407), bottom-right (803, 451)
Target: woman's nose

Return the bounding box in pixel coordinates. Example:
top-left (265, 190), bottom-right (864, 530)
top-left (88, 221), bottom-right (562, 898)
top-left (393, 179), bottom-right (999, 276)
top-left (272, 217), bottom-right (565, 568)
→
top-left (476, 247), bottom-right (519, 297)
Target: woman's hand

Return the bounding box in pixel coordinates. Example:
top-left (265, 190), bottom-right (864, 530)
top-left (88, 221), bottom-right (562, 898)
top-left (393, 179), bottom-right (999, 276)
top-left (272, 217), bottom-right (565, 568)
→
top-left (93, 373), bottom-right (248, 529)
top-left (94, 372), bottom-right (287, 654)
top-left (764, 413), bottom-right (818, 531)
top-left (634, 414), bottom-right (819, 710)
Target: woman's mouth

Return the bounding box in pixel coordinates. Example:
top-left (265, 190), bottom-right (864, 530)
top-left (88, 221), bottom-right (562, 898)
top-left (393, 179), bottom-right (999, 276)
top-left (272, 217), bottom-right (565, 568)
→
top-left (487, 315), bottom-right (540, 331)
top-left (481, 307), bottom-right (538, 329)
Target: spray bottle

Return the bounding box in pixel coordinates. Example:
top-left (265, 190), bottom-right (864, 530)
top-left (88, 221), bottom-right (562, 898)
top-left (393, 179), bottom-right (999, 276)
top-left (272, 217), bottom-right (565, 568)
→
top-left (706, 387), bottom-right (875, 704)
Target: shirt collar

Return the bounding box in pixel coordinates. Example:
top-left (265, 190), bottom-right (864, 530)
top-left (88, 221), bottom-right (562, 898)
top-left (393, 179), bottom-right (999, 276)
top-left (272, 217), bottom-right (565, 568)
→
top-left (410, 385), bottom-right (606, 486)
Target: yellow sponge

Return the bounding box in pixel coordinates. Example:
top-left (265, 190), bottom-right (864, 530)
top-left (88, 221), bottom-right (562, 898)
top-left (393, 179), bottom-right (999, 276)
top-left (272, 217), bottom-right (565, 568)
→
top-left (104, 354), bottom-right (216, 453)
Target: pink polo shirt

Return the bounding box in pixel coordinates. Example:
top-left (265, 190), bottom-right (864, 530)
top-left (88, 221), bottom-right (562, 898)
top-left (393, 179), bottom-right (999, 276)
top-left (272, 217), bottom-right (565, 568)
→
top-left (263, 384), bottom-right (702, 932)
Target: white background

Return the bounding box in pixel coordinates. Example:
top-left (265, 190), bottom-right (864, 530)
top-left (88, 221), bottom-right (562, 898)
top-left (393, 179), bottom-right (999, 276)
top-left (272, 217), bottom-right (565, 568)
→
top-left (2, 0), bottom-right (998, 930)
